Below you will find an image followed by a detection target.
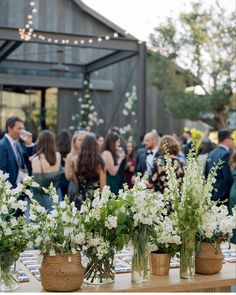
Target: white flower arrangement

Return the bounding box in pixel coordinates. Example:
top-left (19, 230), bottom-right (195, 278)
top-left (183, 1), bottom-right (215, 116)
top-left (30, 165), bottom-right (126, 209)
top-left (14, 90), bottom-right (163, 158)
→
top-left (81, 186), bottom-right (130, 283)
top-left (28, 183), bottom-right (85, 257)
top-left (119, 174), bottom-right (167, 239)
top-left (81, 186), bottom-right (130, 260)
top-left (198, 204), bottom-right (236, 243)
top-left (0, 171), bottom-right (36, 260)
top-left (164, 148), bottom-right (218, 234)
top-left (149, 214), bottom-right (182, 257)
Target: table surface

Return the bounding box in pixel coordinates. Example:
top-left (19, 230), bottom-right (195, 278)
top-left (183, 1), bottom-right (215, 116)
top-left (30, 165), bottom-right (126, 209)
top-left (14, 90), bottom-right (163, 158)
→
top-left (18, 261), bottom-right (236, 292)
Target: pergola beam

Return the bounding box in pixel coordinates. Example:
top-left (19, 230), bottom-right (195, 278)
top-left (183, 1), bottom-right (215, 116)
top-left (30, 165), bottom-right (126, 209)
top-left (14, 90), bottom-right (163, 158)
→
top-left (0, 59), bottom-right (85, 73)
top-left (0, 74), bottom-right (114, 90)
top-left (85, 50), bottom-right (137, 73)
top-left (0, 40), bottom-right (22, 62)
top-left (0, 27), bottom-right (139, 52)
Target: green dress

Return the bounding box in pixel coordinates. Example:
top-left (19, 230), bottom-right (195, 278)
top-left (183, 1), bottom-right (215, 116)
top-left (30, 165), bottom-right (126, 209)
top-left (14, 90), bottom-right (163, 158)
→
top-left (229, 168), bottom-right (236, 244)
top-left (106, 161), bottom-right (125, 195)
top-left (31, 169), bottom-right (63, 212)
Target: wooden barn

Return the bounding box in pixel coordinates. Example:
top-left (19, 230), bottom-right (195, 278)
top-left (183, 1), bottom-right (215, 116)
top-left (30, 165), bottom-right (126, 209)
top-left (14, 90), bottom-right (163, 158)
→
top-left (0, 0), bottom-right (187, 141)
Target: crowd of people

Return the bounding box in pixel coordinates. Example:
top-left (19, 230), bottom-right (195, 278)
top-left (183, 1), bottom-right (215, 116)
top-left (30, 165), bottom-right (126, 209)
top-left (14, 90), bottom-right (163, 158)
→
top-left (0, 116), bottom-right (235, 243)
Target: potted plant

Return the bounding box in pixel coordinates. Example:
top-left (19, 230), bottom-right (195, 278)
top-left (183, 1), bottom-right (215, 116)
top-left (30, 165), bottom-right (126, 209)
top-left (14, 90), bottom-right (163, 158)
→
top-left (80, 186), bottom-right (129, 285)
top-left (28, 184), bottom-right (85, 291)
top-left (0, 172), bottom-right (37, 291)
top-left (149, 214), bottom-right (181, 275)
top-left (196, 203), bottom-right (236, 274)
top-left (118, 174), bottom-right (166, 283)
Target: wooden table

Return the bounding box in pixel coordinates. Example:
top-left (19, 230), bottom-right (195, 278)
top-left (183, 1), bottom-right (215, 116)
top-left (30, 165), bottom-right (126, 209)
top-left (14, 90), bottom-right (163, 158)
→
top-left (18, 262), bottom-right (236, 292)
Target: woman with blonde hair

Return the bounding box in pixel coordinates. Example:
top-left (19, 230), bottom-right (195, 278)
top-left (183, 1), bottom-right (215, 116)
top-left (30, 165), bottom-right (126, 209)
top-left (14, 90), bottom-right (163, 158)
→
top-left (65, 130), bottom-right (89, 199)
top-left (147, 135), bottom-right (185, 194)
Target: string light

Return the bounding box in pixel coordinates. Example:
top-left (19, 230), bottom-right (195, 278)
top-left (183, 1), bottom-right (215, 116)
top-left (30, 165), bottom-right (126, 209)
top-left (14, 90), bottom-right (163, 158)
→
top-left (18, 1), bottom-right (146, 46)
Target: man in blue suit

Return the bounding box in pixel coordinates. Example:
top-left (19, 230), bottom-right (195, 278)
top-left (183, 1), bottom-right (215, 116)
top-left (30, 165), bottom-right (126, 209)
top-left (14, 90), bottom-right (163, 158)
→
top-left (134, 130), bottom-right (160, 177)
top-left (0, 116), bottom-right (34, 188)
top-left (204, 129), bottom-right (234, 204)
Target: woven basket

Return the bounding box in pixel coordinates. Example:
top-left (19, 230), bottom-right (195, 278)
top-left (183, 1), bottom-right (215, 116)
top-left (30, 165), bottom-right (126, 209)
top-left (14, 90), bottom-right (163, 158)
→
top-left (195, 242), bottom-right (223, 275)
top-left (149, 253), bottom-right (171, 276)
top-left (40, 251), bottom-right (84, 291)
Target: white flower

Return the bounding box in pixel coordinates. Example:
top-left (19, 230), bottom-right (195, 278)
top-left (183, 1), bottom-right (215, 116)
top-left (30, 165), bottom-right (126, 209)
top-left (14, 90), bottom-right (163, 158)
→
top-left (29, 213), bottom-right (36, 221)
top-left (35, 236), bottom-right (42, 246)
top-left (27, 241), bottom-right (34, 248)
top-left (31, 181), bottom-right (40, 187)
top-left (64, 227), bottom-right (73, 237)
top-left (5, 228), bottom-right (12, 236)
top-left (74, 233), bottom-right (85, 244)
top-left (25, 189), bottom-right (33, 199)
top-left (52, 194), bottom-right (58, 204)
top-left (60, 201), bottom-right (66, 209)
top-left (35, 204), bottom-right (46, 213)
top-left (49, 248), bottom-right (56, 256)
top-left (1, 205), bottom-right (8, 214)
top-left (11, 217), bottom-right (18, 227)
top-left (105, 215), bottom-right (117, 229)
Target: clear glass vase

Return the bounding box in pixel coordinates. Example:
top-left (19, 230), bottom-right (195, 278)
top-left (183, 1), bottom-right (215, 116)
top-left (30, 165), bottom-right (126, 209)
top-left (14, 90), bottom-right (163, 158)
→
top-left (131, 225), bottom-right (148, 283)
top-left (84, 252), bottom-right (115, 285)
top-left (180, 230), bottom-right (196, 279)
top-left (0, 254), bottom-right (19, 292)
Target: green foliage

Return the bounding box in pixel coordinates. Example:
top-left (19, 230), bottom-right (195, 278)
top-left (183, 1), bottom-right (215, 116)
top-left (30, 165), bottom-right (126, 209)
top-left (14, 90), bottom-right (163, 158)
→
top-left (150, 1), bottom-right (235, 129)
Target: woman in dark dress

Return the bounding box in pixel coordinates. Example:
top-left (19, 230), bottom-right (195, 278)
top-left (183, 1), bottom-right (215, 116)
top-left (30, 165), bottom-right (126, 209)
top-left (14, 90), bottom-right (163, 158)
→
top-left (102, 132), bottom-right (126, 195)
top-left (69, 134), bottom-right (106, 209)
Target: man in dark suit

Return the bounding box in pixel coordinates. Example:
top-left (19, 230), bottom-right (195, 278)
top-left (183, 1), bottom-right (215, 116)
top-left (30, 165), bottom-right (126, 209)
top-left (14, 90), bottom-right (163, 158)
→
top-left (204, 129), bottom-right (234, 204)
top-left (134, 130), bottom-right (160, 177)
top-left (0, 116), bottom-right (34, 187)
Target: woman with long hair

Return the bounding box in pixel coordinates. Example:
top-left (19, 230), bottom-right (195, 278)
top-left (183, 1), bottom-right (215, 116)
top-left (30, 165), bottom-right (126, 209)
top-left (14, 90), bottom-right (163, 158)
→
top-left (65, 130), bottom-right (88, 180)
top-left (147, 135), bottom-right (185, 194)
top-left (102, 131), bottom-right (126, 195)
top-left (31, 130), bottom-right (62, 211)
top-left (70, 134), bottom-right (106, 209)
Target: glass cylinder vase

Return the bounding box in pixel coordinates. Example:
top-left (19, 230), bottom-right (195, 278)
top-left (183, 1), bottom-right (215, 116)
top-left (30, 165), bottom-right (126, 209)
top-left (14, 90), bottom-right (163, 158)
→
top-left (180, 229), bottom-right (196, 279)
top-left (0, 254), bottom-right (19, 292)
top-left (131, 225), bottom-right (148, 283)
top-left (84, 252), bottom-right (115, 285)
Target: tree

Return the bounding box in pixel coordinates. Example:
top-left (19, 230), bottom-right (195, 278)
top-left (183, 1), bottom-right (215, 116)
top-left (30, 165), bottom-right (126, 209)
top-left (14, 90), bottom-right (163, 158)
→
top-left (149, 0), bottom-right (235, 130)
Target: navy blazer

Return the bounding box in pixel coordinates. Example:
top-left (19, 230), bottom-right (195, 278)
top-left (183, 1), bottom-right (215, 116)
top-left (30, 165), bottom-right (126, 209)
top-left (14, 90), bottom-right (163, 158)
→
top-left (0, 136), bottom-right (25, 187)
top-left (134, 147), bottom-right (159, 176)
top-left (204, 146), bottom-right (233, 202)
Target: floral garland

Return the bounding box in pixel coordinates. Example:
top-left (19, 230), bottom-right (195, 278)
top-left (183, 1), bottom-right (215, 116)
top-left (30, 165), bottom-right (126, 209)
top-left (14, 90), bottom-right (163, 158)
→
top-left (70, 80), bottom-right (104, 131)
top-left (120, 85), bottom-right (138, 142)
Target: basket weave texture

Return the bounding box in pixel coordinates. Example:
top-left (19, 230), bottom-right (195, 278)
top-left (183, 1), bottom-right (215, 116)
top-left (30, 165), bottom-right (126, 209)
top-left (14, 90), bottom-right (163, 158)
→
top-left (40, 251), bottom-right (84, 291)
top-left (195, 242), bottom-right (223, 275)
top-left (149, 253), bottom-right (171, 275)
